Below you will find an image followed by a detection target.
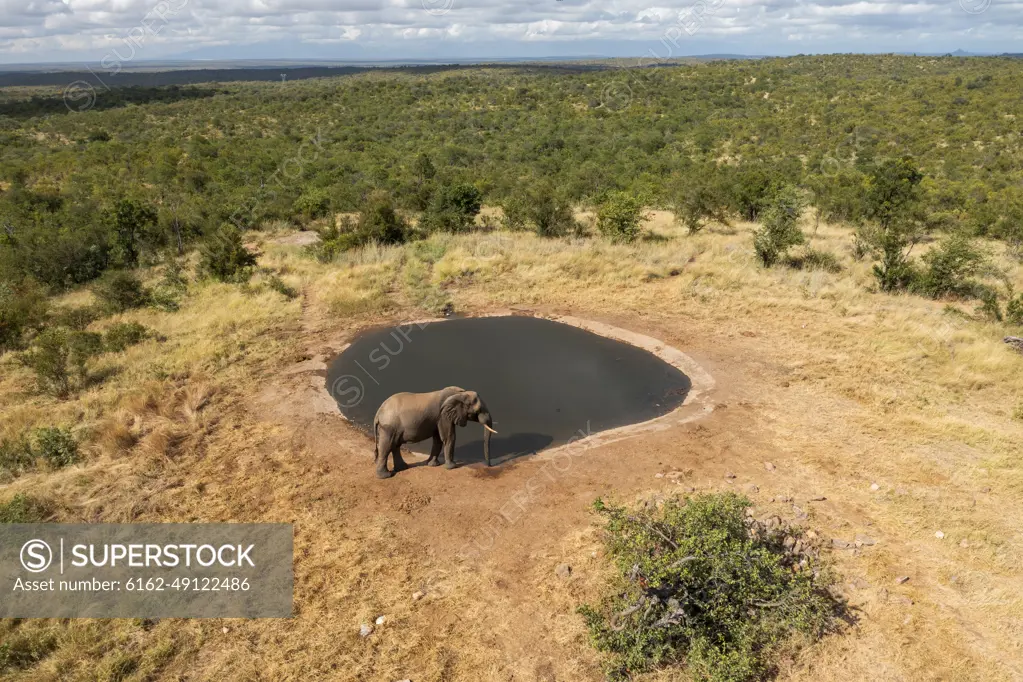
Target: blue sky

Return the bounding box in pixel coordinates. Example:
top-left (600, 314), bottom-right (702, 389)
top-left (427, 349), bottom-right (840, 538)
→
top-left (0, 0), bottom-right (1016, 64)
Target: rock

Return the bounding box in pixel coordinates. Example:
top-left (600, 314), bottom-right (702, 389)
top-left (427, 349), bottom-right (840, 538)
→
top-left (855, 535), bottom-right (877, 547)
top-left (412, 591), bottom-right (424, 601)
top-left (360, 624), bottom-right (373, 637)
top-left (764, 462), bottom-right (776, 472)
top-left (773, 495), bottom-right (792, 503)
top-left (222, 627), bottom-right (229, 634)
top-left (981, 487), bottom-right (991, 493)
top-left (959, 539), bottom-right (969, 548)
top-left (666, 471), bottom-right (685, 480)
top-left (808, 496), bottom-right (827, 502)
top-left (375, 616), bottom-right (386, 626)
top-left (743, 483), bottom-right (759, 494)
top-left (895, 576), bottom-right (910, 584)
top-left (935, 531), bottom-right (945, 540)
top-left (725, 472), bottom-right (736, 480)
top-left (555, 563), bottom-right (572, 579)
top-left (831, 538), bottom-right (853, 549)
top-left (870, 483), bottom-right (880, 491)
top-left (654, 473), bottom-right (664, 478)
top-left (896, 596), bottom-right (914, 606)
top-left (793, 505), bottom-right (808, 521)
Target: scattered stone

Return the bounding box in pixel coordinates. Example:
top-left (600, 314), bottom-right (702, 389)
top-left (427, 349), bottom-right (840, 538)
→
top-left (808, 496), bottom-right (827, 502)
top-left (666, 471), bottom-right (685, 480)
top-left (855, 536), bottom-right (877, 547)
top-left (870, 483), bottom-right (880, 491)
top-left (412, 591), bottom-right (424, 602)
top-left (896, 596), bottom-right (914, 606)
top-left (764, 515), bottom-right (783, 530)
top-left (895, 487), bottom-right (908, 495)
top-left (959, 539), bottom-right (969, 548)
top-left (682, 486), bottom-right (696, 493)
top-left (360, 624), bottom-right (373, 637)
top-left (655, 473), bottom-right (664, 478)
top-left (895, 576), bottom-right (910, 585)
top-left (935, 531), bottom-right (945, 540)
top-left (743, 483), bottom-right (760, 494)
top-left (831, 538), bottom-right (853, 549)
top-left (222, 627), bottom-right (229, 634)
top-left (764, 462), bottom-right (776, 472)
top-left (981, 487), bottom-right (991, 493)
top-left (725, 472), bottom-right (736, 480)
top-left (375, 616), bottom-right (386, 626)
top-left (773, 495), bottom-right (792, 503)
top-left (793, 505), bottom-right (808, 521)
top-left (555, 563), bottom-right (572, 579)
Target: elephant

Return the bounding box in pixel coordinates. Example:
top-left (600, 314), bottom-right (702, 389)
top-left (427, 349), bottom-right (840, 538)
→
top-left (372, 386), bottom-right (497, 479)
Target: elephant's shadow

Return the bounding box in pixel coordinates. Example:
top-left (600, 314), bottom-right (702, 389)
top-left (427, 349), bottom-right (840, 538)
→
top-left (405, 432), bottom-right (554, 468)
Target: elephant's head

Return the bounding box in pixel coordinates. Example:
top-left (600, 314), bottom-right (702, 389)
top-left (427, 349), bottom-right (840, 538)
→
top-left (441, 390), bottom-right (497, 466)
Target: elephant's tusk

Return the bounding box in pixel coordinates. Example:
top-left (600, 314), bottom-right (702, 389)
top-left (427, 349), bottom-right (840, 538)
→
top-left (483, 425), bottom-right (498, 434)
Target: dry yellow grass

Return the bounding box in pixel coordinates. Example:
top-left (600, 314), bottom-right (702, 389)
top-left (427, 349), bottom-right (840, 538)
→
top-left (1, 209), bottom-right (1022, 680)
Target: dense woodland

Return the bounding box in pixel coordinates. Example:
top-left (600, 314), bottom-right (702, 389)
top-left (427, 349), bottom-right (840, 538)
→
top-left (2, 54), bottom-right (1023, 336)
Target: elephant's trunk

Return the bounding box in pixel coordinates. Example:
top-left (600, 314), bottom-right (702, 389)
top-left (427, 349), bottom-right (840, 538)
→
top-left (480, 412), bottom-right (494, 466)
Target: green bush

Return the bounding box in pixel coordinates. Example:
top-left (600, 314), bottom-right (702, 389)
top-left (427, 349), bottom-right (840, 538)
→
top-left (1007, 295), bottom-right (1023, 325)
top-left (597, 191), bottom-right (643, 243)
top-left (103, 321), bottom-right (151, 352)
top-left (580, 493), bottom-right (842, 682)
top-left (421, 183), bottom-right (483, 233)
top-left (293, 189), bottom-right (332, 219)
top-left (310, 221), bottom-right (365, 262)
top-left (0, 279), bottom-right (48, 351)
top-left (49, 304), bottom-right (99, 330)
top-left (33, 426), bottom-right (79, 468)
top-left (0, 434), bottom-right (34, 481)
top-left (359, 191), bottom-right (412, 245)
top-left (786, 247), bottom-right (842, 273)
top-left (19, 328), bottom-right (102, 398)
top-left (267, 275), bottom-right (299, 299)
top-left (673, 171), bottom-right (730, 235)
top-left (109, 197), bottom-right (158, 268)
top-left (504, 183), bottom-right (578, 237)
top-left (912, 233), bottom-right (988, 299)
top-left (753, 186), bottom-right (805, 267)
top-left (199, 225), bottom-right (258, 283)
top-left (0, 493), bottom-right (53, 523)
top-left (92, 270), bottom-right (150, 312)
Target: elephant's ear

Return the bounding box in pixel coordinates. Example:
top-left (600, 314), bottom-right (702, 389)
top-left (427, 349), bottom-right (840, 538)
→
top-left (441, 393), bottom-right (469, 428)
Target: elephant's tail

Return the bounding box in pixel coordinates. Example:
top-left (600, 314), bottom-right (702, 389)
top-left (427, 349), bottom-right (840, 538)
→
top-left (372, 419), bottom-right (379, 462)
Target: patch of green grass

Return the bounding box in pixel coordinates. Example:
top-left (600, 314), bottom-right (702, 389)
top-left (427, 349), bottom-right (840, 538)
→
top-left (326, 291), bottom-right (395, 317)
top-left (786, 247), bottom-right (842, 273)
top-left (580, 493), bottom-right (844, 682)
top-left (0, 493), bottom-right (54, 523)
top-left (0, 627), bottom-right (59, 674)
top-left (103, 321), bottom-right (152, 352)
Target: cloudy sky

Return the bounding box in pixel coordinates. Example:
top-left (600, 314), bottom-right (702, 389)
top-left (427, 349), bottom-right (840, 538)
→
top-left (0, 0), bottom-right (1017, 64)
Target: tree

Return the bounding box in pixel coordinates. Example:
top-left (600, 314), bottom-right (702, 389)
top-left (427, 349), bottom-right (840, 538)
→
top-left (421, 183), bottom-right (482, 233)
top-left (857, 157), bottom-right (925, 292)
top-left (504, 182), bottom-right (577, 237)
top-left (597, 192), bottom-right (643, 243)
top-left (358, 191), bottom-right (410, 245)
top-left (110, 198), bottom-right (157, 268)
top-left (753, 185), bottom-right (805, 267)
top-left (673, 171), bottom-right (729, 235)
top-left (199, 225), bottom-right (258, 283)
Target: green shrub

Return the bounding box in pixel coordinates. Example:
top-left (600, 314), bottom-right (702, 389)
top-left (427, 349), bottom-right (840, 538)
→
top-left (753, 186), bottom-right (805, 267)
top-left (597, 191), bottom-right (643, 243)
top-left (0, 627), bottom-right (59, 674)
top-left (504, 183), bottom-right (578, 237)
top-left (580, 493), bottom-right (842, 682)
top-left (673, 171), bottom-right (730, 235)
top-left (787, 247), bottom-right (842, 273)
top-left (293, 189), bottom-right (332, 219)
top-left (1007, 296), bottom-right (1023, 325)
top-left (199, 225), bottom-right (258, 283)
top-left (103, 321), bottom-right (151, 352)
top-left (912, 233), bottom-right (988, 299)
top-left (49, 304), bottom-right (99, 330)
top-left (421, 183), bottom-right (483, 233)
top-left (93, 270), bottom-right (150, 312)
top-left (33, 427), bottom-right (79, 468)
top-left (0, 434), bottom-right (34, 481)
top-left (267, 275), bottom-right (299, 299)
top-left (19, 328), bottom-right (101, 398)
top-left (109, 197), bottom-right (158, 268)
top-left (0, 493), bottom-right (53, 523)
top-left (359, 191), bottom-right (412, 244)
top-left (0, 279), bottom-right (48, 351)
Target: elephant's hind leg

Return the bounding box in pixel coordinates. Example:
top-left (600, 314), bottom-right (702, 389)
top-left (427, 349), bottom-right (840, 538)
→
top-left (391, 443), bottom-right (409, 472)
top-left (427, 433), bottom-right (443, 467)
top-left (375, 429), bottom-right (395, 479)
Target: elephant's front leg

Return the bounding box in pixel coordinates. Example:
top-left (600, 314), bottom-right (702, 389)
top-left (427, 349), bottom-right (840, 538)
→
top-left (442, 431), bottom-right (457, 469)
top-left (427, 434), bottom-right (443, 466)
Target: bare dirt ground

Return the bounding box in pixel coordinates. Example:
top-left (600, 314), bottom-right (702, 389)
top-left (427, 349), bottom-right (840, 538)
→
top-left (4, 214), bottom-right (1022, 681)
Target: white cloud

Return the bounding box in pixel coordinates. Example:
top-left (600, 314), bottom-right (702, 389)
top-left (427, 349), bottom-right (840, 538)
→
top-left (1, 0), bottom-right (1021, 62)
